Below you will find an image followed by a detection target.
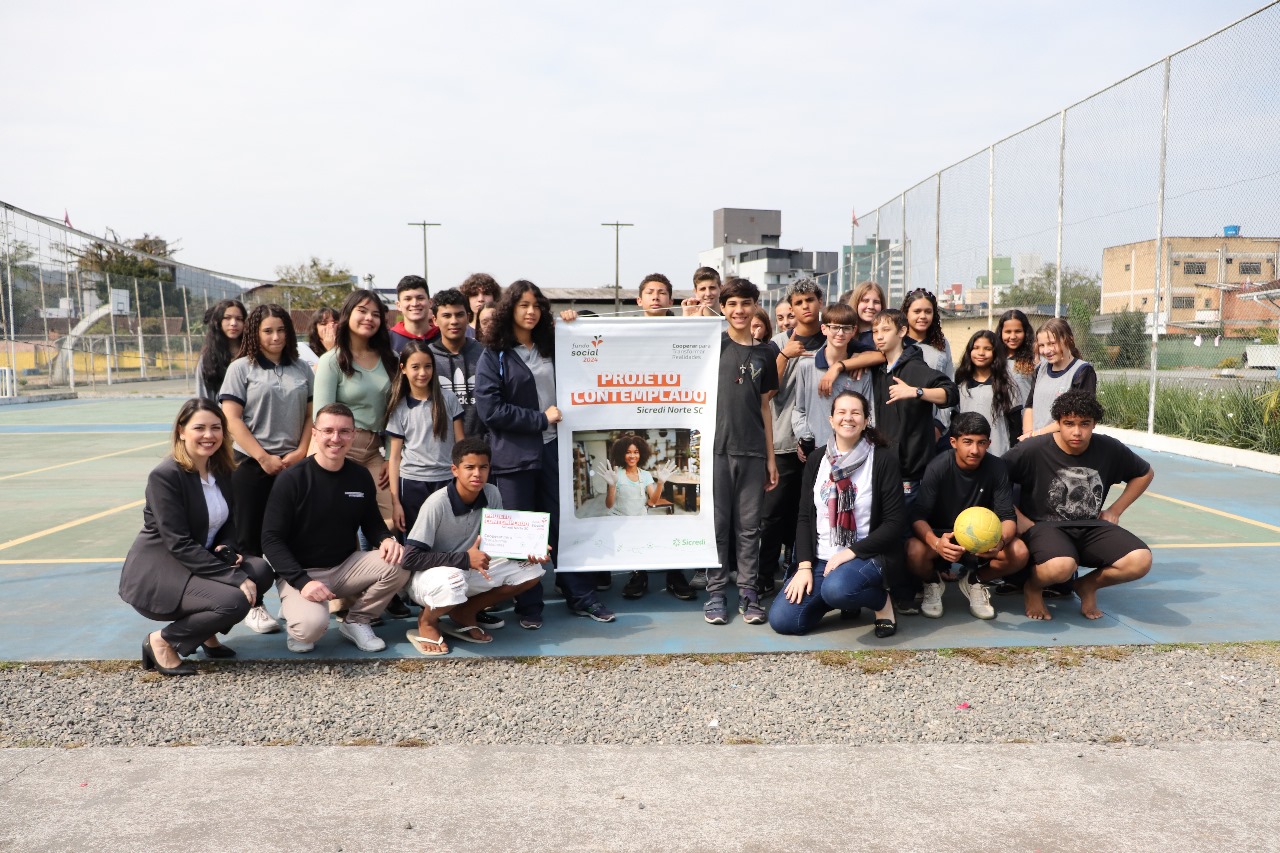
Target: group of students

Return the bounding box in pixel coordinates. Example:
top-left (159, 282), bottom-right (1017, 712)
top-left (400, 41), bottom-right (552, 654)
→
top-left (117, 267), bottom-right (1155, 672)
top-left (737, 277), bottom-right (1152, 638)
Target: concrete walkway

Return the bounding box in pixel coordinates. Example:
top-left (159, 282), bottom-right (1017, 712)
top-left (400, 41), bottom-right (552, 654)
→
top-left (2, 743), bottom-right (1276, 851)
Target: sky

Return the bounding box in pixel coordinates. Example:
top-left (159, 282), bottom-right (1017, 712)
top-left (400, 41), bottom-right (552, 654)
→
top-left (2, 0), bottom-right (1271, 293)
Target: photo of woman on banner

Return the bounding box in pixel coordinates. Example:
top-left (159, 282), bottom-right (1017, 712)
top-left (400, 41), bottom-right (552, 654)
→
top-left (594, 434), bottom-right (675, 516)
top-left (572, 428), bottom-right (700, 519)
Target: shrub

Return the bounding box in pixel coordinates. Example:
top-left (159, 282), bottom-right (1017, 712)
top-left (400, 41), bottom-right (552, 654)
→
top-left (1097, 378), bottom-right (1280, 455)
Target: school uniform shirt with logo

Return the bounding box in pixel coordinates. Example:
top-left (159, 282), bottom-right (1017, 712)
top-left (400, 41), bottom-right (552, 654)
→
top-left (218, 354), bottom-right (314, 457)
top-left (1002, 433), bottom-right (1150, 525)
top-left (1026, 358), bottom-right (1097, 434)
top-left (385, 393), bottom-right (463, 483)
top-left (715, 333), bottom-right (780, 457)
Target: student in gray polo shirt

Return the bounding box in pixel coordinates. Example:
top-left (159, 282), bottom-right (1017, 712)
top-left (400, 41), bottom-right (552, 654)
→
top-left (220, 304), bottom-right (313, 633)
top-left (402, 438), bottom-right (547, 652)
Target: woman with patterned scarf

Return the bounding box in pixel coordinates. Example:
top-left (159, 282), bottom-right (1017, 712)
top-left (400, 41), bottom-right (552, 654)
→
top-left (769, 390), bottom-right (905, 638)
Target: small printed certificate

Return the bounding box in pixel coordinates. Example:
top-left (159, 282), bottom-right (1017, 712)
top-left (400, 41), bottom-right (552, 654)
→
top-left (480, 509), bottom-right (551, 559)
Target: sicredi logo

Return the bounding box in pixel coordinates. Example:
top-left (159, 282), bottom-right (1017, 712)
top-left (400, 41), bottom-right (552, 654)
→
top-left (570, 336), bottom-right (603, 361)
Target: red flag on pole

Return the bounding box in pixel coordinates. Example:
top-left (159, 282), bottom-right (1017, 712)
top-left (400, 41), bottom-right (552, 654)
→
top-left (64, 210), bottom-right (72, 228)
top-left (851, 209), bottom-right (860, 227)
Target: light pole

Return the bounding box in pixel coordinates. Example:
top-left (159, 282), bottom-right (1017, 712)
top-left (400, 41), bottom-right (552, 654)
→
top-left (407, 222), bottom-right (442, 296)
top-left (601, 222), bottom-right (634, 314)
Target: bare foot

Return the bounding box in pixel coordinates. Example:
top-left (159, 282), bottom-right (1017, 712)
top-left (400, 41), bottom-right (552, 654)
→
top-left (149, 631), bottom-right (182, 668)
top-left (1024, 588), bottom-right (1053, 621)
top-left (1077, 578), bottom-right (1104, 619)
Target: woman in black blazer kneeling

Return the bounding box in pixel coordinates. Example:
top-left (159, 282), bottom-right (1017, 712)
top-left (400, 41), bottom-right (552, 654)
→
top-left (119, 398), bottom-right (274, 675)
top-left (769, 390), bottom-right (905, 638)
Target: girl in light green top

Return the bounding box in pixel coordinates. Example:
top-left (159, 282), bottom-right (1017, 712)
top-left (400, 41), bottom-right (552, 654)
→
top-left (312, 289), bottom-right (400, 526)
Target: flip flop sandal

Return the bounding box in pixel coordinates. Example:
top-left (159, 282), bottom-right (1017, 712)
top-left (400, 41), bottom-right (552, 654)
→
top-left (406, 629), bottom-right (449, 656)
top-left (441, 622), bottom-right (493, 644)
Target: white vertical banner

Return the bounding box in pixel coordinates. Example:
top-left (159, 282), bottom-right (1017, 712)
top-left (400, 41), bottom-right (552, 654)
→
top-left (556, 317), bottom-right (720, 572)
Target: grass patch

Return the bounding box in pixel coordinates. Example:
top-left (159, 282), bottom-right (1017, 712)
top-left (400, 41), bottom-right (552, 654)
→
top-left (395, 738), bottom-right (431, 748)
top-left (1097, 378), bottom-right (1280, 455)
top-left (342, 737), bottom-right (380, 746)
top-left (163, 740), bottom-right (197, 747)
top-left (83, 660), bottom-right (137, 674)
top-left (723, 736), bottom-right (764, 745)
top-left (263, 738), bottom-right (298, 746)
top-left (813, 650), bottom-right (916, 674)
top-left (1104, 734), bottom-right (1127, 743)
top-left (951, 648), bottom-right (1037, 666)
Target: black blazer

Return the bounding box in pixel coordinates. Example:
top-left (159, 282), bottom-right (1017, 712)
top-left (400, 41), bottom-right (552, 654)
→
top-left (118, 457), bottom-right (248, 614)
top-left (795, 444), bottom-right (905, 569)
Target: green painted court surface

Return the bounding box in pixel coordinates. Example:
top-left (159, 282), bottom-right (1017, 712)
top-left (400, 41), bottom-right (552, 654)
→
top-left (2, 395), bottom-right (1278, 662)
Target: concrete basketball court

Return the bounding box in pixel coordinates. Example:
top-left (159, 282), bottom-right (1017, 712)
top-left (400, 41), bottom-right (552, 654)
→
top-left (2, 394), bottom-right (1278, 662)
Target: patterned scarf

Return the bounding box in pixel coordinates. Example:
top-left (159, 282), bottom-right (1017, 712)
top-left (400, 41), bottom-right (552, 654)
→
top-left (820, 437), bottom-right (874, 548)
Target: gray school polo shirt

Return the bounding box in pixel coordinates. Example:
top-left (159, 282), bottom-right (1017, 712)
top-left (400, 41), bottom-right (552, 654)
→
top-left (385, 392), bottom-right (463, 482)
top-left (219, 355), bottom-right (314, 457)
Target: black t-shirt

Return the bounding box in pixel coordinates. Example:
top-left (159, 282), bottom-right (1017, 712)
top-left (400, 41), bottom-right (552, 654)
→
top-left (911, 450), bottom-right (1015, 530)
top-left (1003, 433), bottom-right (1151, 524)
top-left (715, 332), bottom-right (780, 457)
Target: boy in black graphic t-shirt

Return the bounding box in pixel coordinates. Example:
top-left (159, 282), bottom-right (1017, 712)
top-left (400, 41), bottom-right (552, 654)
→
top-left (707, 278), bottom-right (779, 627)
top-left (1002, 390), bottom-right (1153, 622)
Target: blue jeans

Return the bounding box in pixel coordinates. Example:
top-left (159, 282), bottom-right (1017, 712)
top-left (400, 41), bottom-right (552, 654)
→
top-left (768, 556), bottom-right (887, 636)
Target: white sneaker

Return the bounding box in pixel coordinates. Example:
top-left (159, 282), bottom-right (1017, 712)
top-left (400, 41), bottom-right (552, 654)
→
top-left (338, 621), bottom-right (386, 652)
top-left (243, 605), bottom-right (282, 634)
top-left (286, 636), bottom-right (314, 653)
top-left (958, 573), bottom-right (996, 620)
top-left (921, 581), bottom-right (945, 618)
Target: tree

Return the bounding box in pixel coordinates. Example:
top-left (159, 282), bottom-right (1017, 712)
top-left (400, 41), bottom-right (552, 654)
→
top-left (1001, 263), bottom-right (1101, 314)
top-left (270, 256), bottom-right (356, 310)
top-left (1110, 309), bottom-right (1147, 368)
top-left (74, 230), bottom-right (184, 320)
top-left (0, 239), bottom-right (41, 336)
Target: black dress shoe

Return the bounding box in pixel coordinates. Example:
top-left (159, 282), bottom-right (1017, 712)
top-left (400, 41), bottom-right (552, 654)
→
top-left (199, 642), bottom-right (237, 659)
top-left (142, 638), bottom-right (197, 676)
top-left (666, 570), bottom-right (696, 601)
top-left (622, 571), bottom-right (648, 599)
top-left (385, 596), bottom-right (412, 619)
top-left (874, 619), bottom-right (897, 639)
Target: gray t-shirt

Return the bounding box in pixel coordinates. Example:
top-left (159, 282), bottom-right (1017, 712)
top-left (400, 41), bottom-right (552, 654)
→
top-left (516, 344), bottom-right (557, 444)
top-left (218, 355), bottom-right (314, 457)
top-left (408, 482), bottom-right (503, 554)
top-left (385, 393), bottom-right (463, 483)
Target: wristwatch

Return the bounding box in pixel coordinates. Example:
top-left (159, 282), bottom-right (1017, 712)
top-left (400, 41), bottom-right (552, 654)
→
top-left (914, 387), bottom-right (924, 398)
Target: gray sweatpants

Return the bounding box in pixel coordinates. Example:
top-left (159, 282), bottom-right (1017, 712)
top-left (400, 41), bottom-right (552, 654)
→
top-left (708, 453), bottom-right (765, 596)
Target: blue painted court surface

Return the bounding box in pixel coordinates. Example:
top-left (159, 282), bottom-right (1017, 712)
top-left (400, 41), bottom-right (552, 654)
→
top-left (2, 396), bottom-right (1278, 662)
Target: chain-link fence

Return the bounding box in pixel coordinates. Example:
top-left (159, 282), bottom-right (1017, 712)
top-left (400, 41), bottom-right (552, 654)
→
top-left (0, 202), bottom-right (349, 397)
top-left (774, 3), bottom-right (1280, 450)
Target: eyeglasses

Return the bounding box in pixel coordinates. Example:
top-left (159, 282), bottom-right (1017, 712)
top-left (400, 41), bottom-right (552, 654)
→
top-left (824, 324), bottom-right (853, 333)
top-left (315, 427), bottom-right (355, 439)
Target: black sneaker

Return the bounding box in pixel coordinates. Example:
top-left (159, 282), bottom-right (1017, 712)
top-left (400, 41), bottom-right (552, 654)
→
top-left (894, 598), bottom-right (922, 616)
top-left (570, 601), bottom-right (617, 623)
top-left (476, 611), bottom-right (505, 629)
top-left (690, 569), bottom-right (709, 590)
top-left (622, 571), bottom-right (648, 599)
top-left (385, 596), bottom-right (412, 619)
top-left (666, 570), bottom-right (696, 601)
top-left (758, 577), bottom-right (777, 599)
top-left (992, 580), bottom-right (1022, 597)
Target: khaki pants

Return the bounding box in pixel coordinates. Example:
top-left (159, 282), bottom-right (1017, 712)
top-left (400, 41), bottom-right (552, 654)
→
top-left (278, 551), bottom-right (408, 644)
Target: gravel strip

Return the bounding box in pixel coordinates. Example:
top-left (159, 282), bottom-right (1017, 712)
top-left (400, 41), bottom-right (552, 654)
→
top-left (2, 644), bottom-right (1276, 748)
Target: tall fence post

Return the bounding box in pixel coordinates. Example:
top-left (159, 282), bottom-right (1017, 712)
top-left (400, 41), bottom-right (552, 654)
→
top-left (181, 285), bottom-right (194, 390)
top-left (1055, 108), bottom-right (1067, 318)
top-left (2, 210), bottom-right (16, 383)
top-left (105, 271), bottom-right (115, 385)
top-left (934, 172), bottom-right (941, 290)
top-left (987, 145), bottom-right (995, 330)
top-left (38, 266), bottom-right (50, 372)
top-left (871, 209), bottom-right (881, 286)
top-left (133, 276), bottom-right (146, 380)
top-left (157, 277), bottom-right (173, 378)
top-left (900, 190), bottom-right (908, 295)
top-left (1147, 56), bottom-right (1172, 435)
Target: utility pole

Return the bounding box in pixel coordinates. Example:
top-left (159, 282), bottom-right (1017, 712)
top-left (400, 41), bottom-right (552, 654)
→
top-left (407, 222), bottom-right (442, 295)
top-left (601, 222), bottom-right (634, 314)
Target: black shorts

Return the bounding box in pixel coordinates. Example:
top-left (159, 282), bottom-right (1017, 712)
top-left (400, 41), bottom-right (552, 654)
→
top-left (1023, 523), bottom-right (1148, 569)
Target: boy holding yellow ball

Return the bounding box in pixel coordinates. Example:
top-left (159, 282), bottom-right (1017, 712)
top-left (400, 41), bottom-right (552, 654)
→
top-left (906, 411), bottom-right (1029, 620)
